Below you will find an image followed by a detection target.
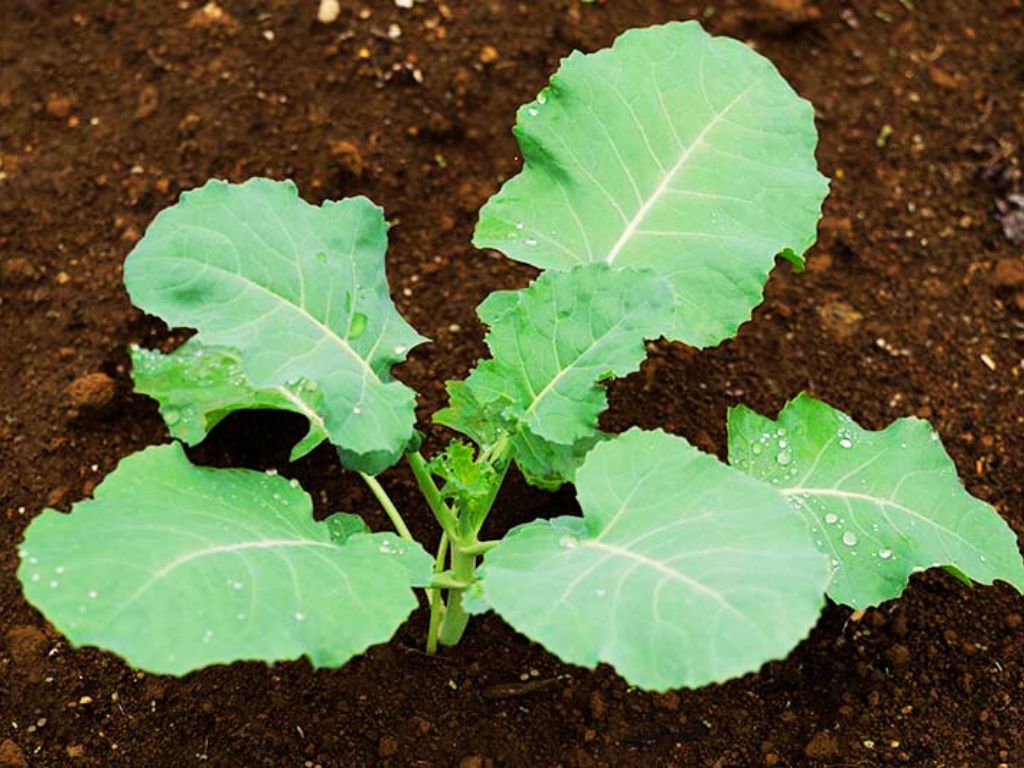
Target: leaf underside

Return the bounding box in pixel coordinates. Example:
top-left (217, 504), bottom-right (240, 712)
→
top-left (124, 178), bottom-right (426, 474)
top-left (727, 393), bottom-right (1024, 608)
top-left (18, 444), bottom-right (432, 675)
top-left (131, 339), bottom-right (328, 461)
top-left (479, 428), bottom-right (829, 691)
top-left (475, 21), bottom-right (829, 348)
top-left (437, 265), bottom-right (672, 489)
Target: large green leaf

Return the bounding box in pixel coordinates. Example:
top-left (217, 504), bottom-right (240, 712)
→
top-left (478, 428), bottom-right (828, 691)
top-left (474, 21), bottom-right (829, 347)
top-left (436, 264), bottom-right (670, 488)
top-left (18, 444), bottom-right (432, 675)
top-left (131, 339), bottom-right (328, 461)
top-left (124, 178), bottom-right (427, 474)
top-left (728, 394), bottom-right (1024, 608)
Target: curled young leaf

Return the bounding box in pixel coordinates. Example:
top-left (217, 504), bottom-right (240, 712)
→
top-left (124, 178), bottom-right (427, 474)
top-left (728, 394), bottom-right (1024, 607)
top-left (131, 339), bottom-right (328, 461)
top-left (18, 444), bottom-right (432, 675)
top-left (475, 21), bottom-right (829, 347)
top-left (478, 428), bottom-right (829, 691)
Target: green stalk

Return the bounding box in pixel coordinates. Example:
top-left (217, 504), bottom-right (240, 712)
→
top-left (437, 545), bottom-right (476, 647)
top-left (359, 472), bottom-right (414, 542)
top-left (426, 532), bottom-right (448, 654)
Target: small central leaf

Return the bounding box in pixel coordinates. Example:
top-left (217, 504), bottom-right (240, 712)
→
top-left (436, 264), bottom-right (673, 488)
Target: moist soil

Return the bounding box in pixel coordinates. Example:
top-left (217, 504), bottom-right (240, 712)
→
top-left (2, 1), bottom-right (1024, 766)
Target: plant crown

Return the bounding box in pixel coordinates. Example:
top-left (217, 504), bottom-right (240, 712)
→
top-left (19, 21), bottom-right (1024, 691)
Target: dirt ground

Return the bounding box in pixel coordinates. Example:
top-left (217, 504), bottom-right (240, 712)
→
top-left (2, 0), bottom-right (1024, 765)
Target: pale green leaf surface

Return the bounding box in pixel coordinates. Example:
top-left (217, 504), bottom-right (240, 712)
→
top-left (131, 340), bottom-right (328, 461)
top-left (124, 178), bottom-right (427, 474)
top-left (18, 444), bottom-right (432, 675)
top-left (474, 21), bottom-right (829, 347)
top-left (479, 428), bottom-right (828, 690)
top-left (463, 265), bottom-right (674, 445)
top-left (727, 394), bottom-right (1024, 607)
top-left (436, 265), bottom-right (666, 489)
top-left (508, 429), bottom-right (599, 491)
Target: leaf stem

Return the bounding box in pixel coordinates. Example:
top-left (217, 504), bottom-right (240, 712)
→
top-left (459, 540), bottom-right (499, 555)
top-left (426, 532), bottom-right (448, 654)
top-left (358, 472), bottom-right (414, 542)
top-left (406, 451), bottom-right (459, 540)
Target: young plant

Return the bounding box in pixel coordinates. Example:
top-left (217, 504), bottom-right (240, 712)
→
top-left (19, 22), bottom-right (1024, 691)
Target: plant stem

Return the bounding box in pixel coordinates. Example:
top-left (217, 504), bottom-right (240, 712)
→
top-left (426, 532), bottom-right (448, 654)
top-left (438, 545), bottom-right (476, 646)
top-left (358, 472), bottom-right (414, 542)
top-left (406, 451), bottom-right (459, 539)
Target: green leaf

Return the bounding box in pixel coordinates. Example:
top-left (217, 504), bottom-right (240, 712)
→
top-left (466, 265), bottom-right (674, 445)
top-left (18, 444), bottom-right (432, 675)
top-left (436, 264), bottom-right (669, 488)
top-left (124, 178), bottom-right (427, 474)
top-left (131, 339), bottom-right (328, 461)
top-left (508, 429), bottom-right (600, 492)
top-left (727, 394), bottom-right (1024, 608)
top-left (478, 428), bottom-right (828, 691)
top-left (474, 21), bottom-right (829, 347)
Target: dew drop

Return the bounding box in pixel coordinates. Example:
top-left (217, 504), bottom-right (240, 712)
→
top-left (237, 612), bottom-right (246, 621)
top-left (839, 437), bottom-right (853, 449)
top-left (55, 566), bottom-right (65, 574)
top-left (202, 629), bottom-right (214, 643)
top-left (842, 531), bottom-right (858, 546)
top-left (528, 107), bottom-right (539, 117)
top-left (294, 612), bottom-right (305, 622)
top-left (776, 449), bottom-right (792, 466)
top-left (558, 535), bottom-right (579, 549)
top-left (164, 409), bottom-right (180, 425)
top-left (525, 238), bottom-right (538, 246)
top-left (777, 439), bottom-right (788, 449)
top-left (49, 580), bottom-right (59, 589)
top-left (288, 478), bottom-right (300, 489)
top-left (315, 251), bottom-right (327, 264)
top-left (878, 549), bottom-right (893, 560)
top-left (537, 92), bottom-right (547, 105)
top-left (28, 556), bottom-right (39, 565)
top-left (824, 513), bottom-right (839, 525)
top-left (751, 443), bottom-right (763, 456)
top-left (352, 405), bottom-right (362, 415)
top-left (88, 590), bottom-right (98, 599)
top-left (593, 587), bottom-right (606, 597)
top-left (31, 573), bottom-right (40, 582)
top-left (394, 345), bottom-right (406, 355)
top-left (515, 222), bottom-right (524, 230)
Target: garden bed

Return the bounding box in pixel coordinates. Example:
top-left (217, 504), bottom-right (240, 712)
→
top-left (2, 1), bottom-right (1023, 765)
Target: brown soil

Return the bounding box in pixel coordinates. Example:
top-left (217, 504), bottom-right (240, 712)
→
top-left (2, 1), bottom-right (1023, 766)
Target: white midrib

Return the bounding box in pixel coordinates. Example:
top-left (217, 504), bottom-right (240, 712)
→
top-left (781, 486), bottom-right (982, 554)
top-left (586, 540), bottom-right (746, 619)
top-left (116, 538), bottom-right (340, 613)
top-left (603, 78), bottom-right (762, 266)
